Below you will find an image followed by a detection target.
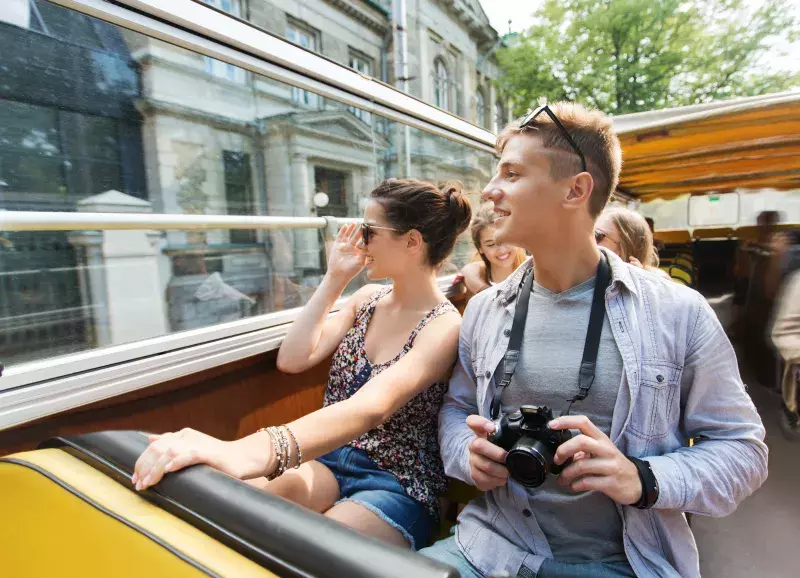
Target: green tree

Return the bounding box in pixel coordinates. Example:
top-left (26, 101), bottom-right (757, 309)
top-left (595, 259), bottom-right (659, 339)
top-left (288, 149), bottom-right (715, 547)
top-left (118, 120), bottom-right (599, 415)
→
top-left (497, 0), bottom-right (799, 115)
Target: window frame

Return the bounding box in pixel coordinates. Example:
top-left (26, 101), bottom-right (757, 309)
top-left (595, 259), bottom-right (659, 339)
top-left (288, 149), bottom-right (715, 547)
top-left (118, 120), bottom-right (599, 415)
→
top-left (286, 18), bottom-right (322, 108)
top-left (433, 57), bottom-right (450, 111)
top-left (0, 0), bottom-right (495, 430)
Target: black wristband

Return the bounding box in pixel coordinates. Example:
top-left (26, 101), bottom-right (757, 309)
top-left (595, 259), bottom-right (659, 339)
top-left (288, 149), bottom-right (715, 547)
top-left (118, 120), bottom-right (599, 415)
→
top-left (627, 456), bottom-right (659, 509)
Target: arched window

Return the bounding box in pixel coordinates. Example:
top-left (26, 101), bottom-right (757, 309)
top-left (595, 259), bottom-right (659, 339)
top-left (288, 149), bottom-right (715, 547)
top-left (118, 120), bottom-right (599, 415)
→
top-left (433, 58), bottom-right (449, 111)
top-left (475, 89), bottom-right (486, 128)
top-left (494, 101), bottom-right (506, 132)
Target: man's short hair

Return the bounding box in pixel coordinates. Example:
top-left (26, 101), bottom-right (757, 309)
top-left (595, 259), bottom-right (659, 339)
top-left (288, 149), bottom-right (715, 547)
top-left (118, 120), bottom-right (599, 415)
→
top-left (496, 102), bottom-right (622, 218)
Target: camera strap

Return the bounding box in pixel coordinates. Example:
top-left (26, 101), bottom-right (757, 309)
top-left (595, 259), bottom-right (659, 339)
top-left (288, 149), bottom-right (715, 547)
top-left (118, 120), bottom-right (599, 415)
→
top-left (490, 253), bottom-right (612, 420)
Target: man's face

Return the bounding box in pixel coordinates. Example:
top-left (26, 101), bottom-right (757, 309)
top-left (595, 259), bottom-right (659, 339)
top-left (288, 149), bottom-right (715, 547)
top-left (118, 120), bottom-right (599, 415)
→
top-left (481, 134), bottom-right (574, 249)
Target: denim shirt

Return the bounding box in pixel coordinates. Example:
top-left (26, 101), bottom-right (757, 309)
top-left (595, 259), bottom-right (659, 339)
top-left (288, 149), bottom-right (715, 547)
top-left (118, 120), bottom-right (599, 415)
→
top-left (439, 248), bottom-right (768, 578)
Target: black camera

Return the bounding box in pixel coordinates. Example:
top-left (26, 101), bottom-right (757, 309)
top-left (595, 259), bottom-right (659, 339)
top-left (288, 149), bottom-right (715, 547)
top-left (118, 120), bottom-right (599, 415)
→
top-left (488, 405), bottom-right (572, 487)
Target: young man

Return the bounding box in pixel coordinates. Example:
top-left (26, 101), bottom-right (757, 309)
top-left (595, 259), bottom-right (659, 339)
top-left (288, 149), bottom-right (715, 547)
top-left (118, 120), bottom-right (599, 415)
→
top-left (419, 103), bottom-right (768, 577)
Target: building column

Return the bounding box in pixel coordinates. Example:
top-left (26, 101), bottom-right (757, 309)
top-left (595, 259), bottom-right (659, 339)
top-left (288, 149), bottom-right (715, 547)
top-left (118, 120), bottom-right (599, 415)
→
top-left (68, 190), bottom-right (167, 347)
top-left (290, 152), bottom-right (319, 271)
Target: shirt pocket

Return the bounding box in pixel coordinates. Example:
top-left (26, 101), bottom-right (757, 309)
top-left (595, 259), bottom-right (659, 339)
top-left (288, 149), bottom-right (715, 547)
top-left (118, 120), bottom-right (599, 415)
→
top-left (627, 361), bottom-right (682, 440)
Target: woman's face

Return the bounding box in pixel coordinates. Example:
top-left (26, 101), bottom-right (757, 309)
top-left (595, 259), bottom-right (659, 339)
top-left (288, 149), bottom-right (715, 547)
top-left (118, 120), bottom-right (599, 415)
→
top-left (361, 200), bottom-right (413, 280)
top-left (594, 213), bottom-right (622, 257)
top-left (479, 226), bottom-right (514, 268)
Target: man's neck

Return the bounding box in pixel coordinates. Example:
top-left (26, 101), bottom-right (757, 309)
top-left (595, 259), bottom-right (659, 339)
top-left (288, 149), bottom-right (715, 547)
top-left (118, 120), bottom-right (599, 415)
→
top-left (529, 234), bottom-right (602, 294)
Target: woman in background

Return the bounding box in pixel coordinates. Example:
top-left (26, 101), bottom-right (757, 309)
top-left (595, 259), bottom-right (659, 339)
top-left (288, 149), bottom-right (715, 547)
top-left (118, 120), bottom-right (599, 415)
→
top-left (594, 208), bottom-right (670, 280)
top-left (456, 203), bottom-right (527, 297)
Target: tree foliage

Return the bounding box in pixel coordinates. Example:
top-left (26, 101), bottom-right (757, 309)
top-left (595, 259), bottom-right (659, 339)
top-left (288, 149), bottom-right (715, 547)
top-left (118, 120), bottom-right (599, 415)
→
top-left (496, 0), bottom-right (799, 115)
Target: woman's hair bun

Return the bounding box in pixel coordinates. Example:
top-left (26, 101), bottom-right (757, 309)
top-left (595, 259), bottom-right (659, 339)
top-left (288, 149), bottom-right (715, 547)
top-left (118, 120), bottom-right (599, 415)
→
top-left (442, 181), bottom-right (472, 236)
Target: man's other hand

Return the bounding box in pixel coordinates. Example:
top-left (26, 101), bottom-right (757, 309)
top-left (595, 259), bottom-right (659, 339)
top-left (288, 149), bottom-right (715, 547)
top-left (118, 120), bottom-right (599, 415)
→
top-left (466, 415), bottom-right (509, 491)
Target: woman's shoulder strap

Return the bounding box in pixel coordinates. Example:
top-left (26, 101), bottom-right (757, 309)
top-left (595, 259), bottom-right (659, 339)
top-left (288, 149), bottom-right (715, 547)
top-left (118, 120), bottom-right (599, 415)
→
top-left (406, 300), bottom-right (458, 347)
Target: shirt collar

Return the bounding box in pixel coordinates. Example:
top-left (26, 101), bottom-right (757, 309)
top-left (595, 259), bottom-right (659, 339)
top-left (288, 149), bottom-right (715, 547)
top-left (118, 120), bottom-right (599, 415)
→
top-left (494, 247), bottom-right (638, 306)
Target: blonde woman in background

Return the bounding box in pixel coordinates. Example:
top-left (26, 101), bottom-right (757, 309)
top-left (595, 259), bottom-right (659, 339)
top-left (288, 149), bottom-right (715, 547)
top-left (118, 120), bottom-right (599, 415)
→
top-left (594, 208), bottom-right (670, 280)
top-left (455, 202), bottom-right (527, 297)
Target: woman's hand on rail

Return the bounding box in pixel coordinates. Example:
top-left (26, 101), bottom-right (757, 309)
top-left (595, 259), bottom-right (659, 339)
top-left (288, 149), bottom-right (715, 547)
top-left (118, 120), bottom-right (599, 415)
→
top-left (326, 223), bottom-right (367, 282)
top-left (132, 428), bottom-right (245, 491)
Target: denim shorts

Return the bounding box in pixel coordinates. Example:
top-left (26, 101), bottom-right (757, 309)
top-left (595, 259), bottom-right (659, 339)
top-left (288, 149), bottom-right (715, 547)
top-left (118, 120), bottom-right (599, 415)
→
top-left (316, 446), bottom-right (433, 550)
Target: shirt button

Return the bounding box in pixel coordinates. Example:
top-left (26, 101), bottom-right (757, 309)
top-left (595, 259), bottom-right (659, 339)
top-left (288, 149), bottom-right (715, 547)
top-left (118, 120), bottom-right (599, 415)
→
top-left (522, 509), bottom-right (532, 518)
top-left (656, 374), bottom-right (665, 383)
top-left (503, 328), bottom-right (511, 337)
top-left (485, 371), bottom-right (492, 378)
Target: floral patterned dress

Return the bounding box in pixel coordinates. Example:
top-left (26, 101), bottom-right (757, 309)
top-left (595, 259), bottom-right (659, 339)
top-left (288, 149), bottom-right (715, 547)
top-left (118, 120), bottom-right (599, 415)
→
top-left (323, 287), bottom-right (456, 520)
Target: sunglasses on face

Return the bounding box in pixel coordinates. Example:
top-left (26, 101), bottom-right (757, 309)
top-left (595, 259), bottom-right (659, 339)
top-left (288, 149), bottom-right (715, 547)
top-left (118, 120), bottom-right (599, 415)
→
top-left (594, 229), bottom-right (618, 245)
top-left (520, 104), bottom-right (587, 173)
top-left (360, 222), bottom-right (403, 246)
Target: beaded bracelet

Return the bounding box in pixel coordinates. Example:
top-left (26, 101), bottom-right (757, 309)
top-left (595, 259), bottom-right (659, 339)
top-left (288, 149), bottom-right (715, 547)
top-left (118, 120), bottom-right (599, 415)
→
top-left (282, 424), bottom-right (303, 469)
top-left (259, 426), bottom-right (284, 481)
top-left (257, 425), bottom-right (303, 479)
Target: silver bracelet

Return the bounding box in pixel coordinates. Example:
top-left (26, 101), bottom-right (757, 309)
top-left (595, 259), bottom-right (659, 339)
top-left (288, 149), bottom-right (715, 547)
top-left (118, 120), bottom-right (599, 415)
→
top-left (259, 427), bottom-right (284, 480)
top-left (282, 424), bottom-right (302, 469)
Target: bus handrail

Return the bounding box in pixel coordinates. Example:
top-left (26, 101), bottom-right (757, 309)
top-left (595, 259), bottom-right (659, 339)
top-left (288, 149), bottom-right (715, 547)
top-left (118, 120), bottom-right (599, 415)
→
top-left (0, 211), bottom-right (333, 232)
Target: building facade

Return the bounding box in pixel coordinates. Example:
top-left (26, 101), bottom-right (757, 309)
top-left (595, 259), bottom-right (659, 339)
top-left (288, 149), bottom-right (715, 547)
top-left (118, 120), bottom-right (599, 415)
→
top-left (0, 0), bottom-right (502, 364)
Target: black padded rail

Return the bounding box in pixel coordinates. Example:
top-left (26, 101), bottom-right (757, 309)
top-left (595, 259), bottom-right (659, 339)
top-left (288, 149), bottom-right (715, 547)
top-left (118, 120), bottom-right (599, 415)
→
top-left (39, 431), bottom-right (458, 578)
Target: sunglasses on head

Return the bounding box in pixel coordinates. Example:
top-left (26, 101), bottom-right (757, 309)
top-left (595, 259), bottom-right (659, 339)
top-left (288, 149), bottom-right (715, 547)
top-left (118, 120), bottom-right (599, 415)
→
top-left (360, 222), bottom-right (403, 246)
top-left (520, 104), bottom-right (587, 173)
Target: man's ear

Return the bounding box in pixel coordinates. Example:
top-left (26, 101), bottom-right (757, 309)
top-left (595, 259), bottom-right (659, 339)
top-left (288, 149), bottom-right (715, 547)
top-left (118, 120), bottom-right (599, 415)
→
top-left (564, 172), bottom-right (594, 209)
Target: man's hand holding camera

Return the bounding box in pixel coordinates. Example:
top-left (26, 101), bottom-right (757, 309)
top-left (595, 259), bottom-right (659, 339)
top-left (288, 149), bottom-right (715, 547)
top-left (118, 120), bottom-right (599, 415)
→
top-left (466, 415), bottom-right (509, 491)
top-left (550, 415), bottom-right (642, 506)
top-left (466, 413), bottom-right (642, 505)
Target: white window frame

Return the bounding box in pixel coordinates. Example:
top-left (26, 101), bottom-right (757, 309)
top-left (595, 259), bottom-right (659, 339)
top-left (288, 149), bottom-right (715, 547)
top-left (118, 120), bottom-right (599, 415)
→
top-left (286, 19), bottom-right (320, 108)
top-left (475, 88), bottom-right (486, 128)
top-left (495, 100), bottom-right (506, 133)
top-left (3, 0), bottom-right (496, 431)
top-left (348, 50), bottom-right (373, 123)
top-left (201, 0), bottom-right (247, 83)
top-left (433, 57), bottom-right (450, 111)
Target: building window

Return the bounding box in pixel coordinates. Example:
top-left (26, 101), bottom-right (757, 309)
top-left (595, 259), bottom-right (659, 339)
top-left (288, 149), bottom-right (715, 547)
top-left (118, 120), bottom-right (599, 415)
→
top-left (348, 51), bottom-right (373, 123)
top-left (495, 101), bottom-right (506, 132)
top-left (433, 58), bottom-right (449, 111)
top-left (202, 0), bottom-right (246, 83)
top-left (0, 101), bottom-right (126, 210)
top-left (223, 151), bottom-right (255, 245)
top-left (286, 20), bottom-right (320, 107)
top-left (475, 89), bottom-right (486, 128)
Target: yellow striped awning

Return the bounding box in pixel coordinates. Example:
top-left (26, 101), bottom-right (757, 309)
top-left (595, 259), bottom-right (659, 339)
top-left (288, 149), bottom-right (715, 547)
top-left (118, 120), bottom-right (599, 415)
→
top-left (613, 91), bottom-right (800, 201)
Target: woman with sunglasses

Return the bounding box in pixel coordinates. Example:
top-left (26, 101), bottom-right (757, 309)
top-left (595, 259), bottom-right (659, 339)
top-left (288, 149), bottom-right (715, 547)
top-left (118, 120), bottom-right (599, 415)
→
top-left (132, 178), bottom-right (472, 551)
top-left (455, 202), bottom-right (527, 299)
top-left (594, 208), bottom-right (670, 280)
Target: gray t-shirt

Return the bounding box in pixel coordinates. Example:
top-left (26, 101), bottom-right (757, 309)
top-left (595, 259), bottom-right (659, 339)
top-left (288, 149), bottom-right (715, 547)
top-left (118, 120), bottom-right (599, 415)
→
top-left (501, 275), bottom-right (626, 563)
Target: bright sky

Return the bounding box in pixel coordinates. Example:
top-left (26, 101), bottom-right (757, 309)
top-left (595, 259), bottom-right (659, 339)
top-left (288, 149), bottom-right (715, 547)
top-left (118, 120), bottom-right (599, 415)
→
top-left (480, 0), bottom-right (800, 73)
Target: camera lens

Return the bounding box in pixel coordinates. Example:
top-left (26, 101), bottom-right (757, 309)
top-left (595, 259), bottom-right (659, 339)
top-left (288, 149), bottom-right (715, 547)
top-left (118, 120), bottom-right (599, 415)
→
top-left (506, 438), bottom-right (555, 487)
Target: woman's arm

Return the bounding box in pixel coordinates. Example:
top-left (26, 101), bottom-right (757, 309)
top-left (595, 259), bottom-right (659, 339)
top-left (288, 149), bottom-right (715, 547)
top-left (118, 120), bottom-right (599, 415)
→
top-left (277, 223), bottom-right (379, 374)
top-left (460, 261), bottom-right (489, 295)
top-left (132, 312), bottom-right (462, 490)
top-left (276, 279), bottom-right (379, 373)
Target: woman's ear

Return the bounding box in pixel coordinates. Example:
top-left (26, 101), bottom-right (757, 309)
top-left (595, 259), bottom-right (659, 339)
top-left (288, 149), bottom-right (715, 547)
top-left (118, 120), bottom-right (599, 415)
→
top-left (406, 229), bottom-right (424, 255)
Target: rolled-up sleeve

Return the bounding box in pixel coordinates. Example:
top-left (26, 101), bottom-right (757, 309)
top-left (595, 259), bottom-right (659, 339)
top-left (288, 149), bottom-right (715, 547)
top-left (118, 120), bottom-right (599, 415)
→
top-left (439, 301), bottom-right (481, 485)
top-left (648, 294), bottom-right (768, 516)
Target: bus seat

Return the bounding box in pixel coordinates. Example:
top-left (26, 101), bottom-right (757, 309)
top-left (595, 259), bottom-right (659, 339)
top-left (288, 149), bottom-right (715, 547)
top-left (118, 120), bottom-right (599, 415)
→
top-left (669, 266), bottom-right (694, 287)
top-left (0, 431), bottom-right (457, 578)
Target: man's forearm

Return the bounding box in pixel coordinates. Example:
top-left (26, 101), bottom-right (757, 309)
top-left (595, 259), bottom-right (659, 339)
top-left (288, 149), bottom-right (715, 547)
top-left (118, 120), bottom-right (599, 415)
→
top-left (439, 400), bottom-right (475, 484)
top-left (646, 437), bottom-right (768, 517)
